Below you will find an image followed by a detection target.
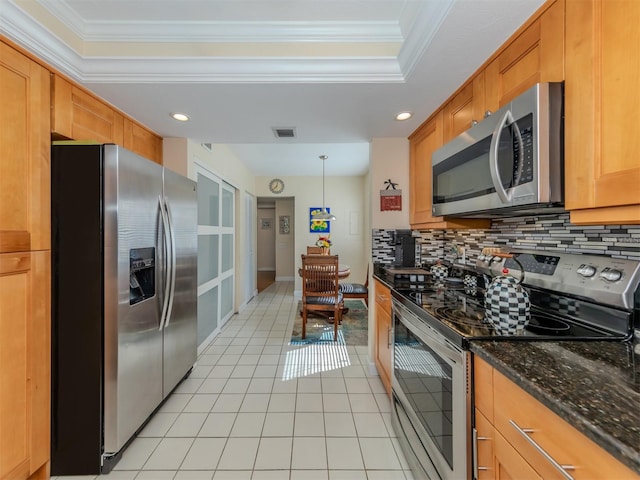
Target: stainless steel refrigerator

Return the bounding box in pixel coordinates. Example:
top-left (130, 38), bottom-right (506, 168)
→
top-left (50, 144), bottom-right (197, 475)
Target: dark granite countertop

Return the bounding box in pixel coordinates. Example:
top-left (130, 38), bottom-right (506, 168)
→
top-left (471, 339), bottom-right (640, 474)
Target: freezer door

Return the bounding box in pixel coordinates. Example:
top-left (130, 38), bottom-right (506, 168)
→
top-left (162, 168), bottom-right (197, 397)
top-left (103, 145), bottom-right (164, 453)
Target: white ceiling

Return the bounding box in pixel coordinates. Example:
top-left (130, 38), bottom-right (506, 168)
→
top-left (1, 0), bottom-right (545, 176)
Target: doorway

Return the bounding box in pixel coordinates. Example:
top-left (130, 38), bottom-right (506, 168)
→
top-left (256, 197), bottom-right (295, 291)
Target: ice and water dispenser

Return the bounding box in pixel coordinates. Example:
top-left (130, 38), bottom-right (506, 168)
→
top-left (129, 247), bottom-right (155, 305)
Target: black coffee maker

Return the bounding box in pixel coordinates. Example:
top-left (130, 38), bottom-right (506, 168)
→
top-left (391, 230), bottom-right (418, 267)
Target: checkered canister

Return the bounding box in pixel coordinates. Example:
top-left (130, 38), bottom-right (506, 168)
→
top-left (430, 262), bottom-right (449, 280)
top-left (485, 272), bottom-right (531, 335)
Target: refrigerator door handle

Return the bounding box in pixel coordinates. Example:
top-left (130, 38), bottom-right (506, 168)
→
top-left (158, 195), bottom-right (172, 331)
top-left (163, 196), bottom-right (177, 328)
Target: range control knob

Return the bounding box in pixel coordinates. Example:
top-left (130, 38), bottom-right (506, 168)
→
top-left (577, 264), bottom-right (597, 277)
top-left (600, 268), bottom-right (623, 282)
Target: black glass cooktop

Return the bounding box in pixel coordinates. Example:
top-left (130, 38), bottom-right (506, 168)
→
top-left (393, 280), bottom-right (632, 342)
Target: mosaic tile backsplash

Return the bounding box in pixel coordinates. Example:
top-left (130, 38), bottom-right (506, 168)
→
top-left (373, 213), bottom-right (640, 267)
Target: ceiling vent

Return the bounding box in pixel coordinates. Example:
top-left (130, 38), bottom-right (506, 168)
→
top-left (272, 127), bottom-right (296, 138)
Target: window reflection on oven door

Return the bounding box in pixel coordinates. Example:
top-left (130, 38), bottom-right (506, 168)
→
top-left (392, 304), bottom-right (469, 480)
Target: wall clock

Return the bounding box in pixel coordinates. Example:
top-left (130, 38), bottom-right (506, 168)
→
top-left (269, 178), bottom-right (285, 194)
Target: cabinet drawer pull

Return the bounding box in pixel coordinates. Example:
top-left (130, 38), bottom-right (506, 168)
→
top-left (509, 419), bottom-right (575, 480)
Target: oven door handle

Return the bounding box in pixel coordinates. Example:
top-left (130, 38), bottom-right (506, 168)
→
top-left (395, 304), bottom-right (463, 362)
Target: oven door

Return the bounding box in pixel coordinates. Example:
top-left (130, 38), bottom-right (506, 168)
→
top-left (392, 300), bottom-right (470, 480)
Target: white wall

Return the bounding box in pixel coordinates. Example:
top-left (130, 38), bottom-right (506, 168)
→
top-left (370, 137), bottom-right (410, 229)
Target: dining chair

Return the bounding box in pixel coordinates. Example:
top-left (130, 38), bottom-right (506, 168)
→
top-left (306, 246), bottom-right (325, 254)
top-left (339, 263), bottom-right (369, 307)
top-left (300, 254), bottom-right (344, 341)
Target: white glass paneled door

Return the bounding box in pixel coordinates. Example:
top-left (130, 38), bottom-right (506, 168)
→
top-left (195, 164), bottom-right (235, 350)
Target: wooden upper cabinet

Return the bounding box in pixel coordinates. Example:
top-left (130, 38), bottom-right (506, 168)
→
top-left (124, 118), bottom-right (163, 164)
top-left (565, 0), bottom-right (640, 225)
top-left (484, 0), bottom-right (564, 112)
top-left (409, 111), bottom-right (489, 229)
top-left (52, 75), bottom-right (124, 145)
top-left (410, 111), bottom-right (444, 227)
top-left (52, 75), bottom-right (163, 164)
top-left (0, 41), bottom-right (50, 254)
top-left (442, 73), bottom-right (485, 143)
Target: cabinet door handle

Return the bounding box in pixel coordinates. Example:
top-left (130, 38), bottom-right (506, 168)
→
top-left (387, 326), bottom-right (392, 348)
top-left (473, 428), bottom-right (491, 479)
top-left (509, 420), bottom-right (575, 480)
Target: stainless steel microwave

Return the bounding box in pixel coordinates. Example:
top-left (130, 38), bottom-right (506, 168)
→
top-left (432, 82), bottom-right (564, 218)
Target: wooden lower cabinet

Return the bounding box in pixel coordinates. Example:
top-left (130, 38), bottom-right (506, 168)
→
top-left (474, 356), bottom-right (639, 480)
top-left (474, 409), bottom-right (495, 480)
top-left (0, 251), bottom-right (50, 480)
top-left (493, 430), bottom-right (542, 480)
top-left (373, 279), bottom-right (392, 394)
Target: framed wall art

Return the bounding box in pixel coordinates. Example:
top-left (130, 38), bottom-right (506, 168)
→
top-left (309, 207), bottom-right (330, 233)
top-left (279, 215), bottom-right (290, 234)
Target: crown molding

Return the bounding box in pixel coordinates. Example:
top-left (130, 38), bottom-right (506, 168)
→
top-left (80, 56), bottom-right (405, 83)
top-left (397, 0), bottom-right (454, 77)
top-left (1, 0), bottom-right (84, 79)
top-left (73, 21), bottom-right (404, 43)
top-left (1, 1), bottom-right (408, 83)
top-left (38, 0), bottom-right (405, 43)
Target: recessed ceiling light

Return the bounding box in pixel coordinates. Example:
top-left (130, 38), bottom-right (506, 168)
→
top-left (395, 111), bottom-right (413, 121)
top-left (171, 112), bottom-right (190, 122)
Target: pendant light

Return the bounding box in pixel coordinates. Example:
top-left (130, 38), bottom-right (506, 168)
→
top-left (312, 155), bottom-right (336, 221)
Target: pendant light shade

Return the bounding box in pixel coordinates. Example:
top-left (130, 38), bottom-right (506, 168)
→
top-left (312, 155), bottom-right (336, 221)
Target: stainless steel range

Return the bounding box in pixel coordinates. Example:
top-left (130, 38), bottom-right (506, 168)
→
top-left (390, 250), bottom-right (640, 480)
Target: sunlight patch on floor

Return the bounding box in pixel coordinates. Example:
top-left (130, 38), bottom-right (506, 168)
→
top-left (281, 341), bottom-right (352, 380)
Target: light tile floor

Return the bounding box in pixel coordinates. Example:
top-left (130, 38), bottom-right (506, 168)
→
top-left (53, 281), bottom-right (413, 480)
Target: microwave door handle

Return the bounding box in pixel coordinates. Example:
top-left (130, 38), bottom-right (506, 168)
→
top-left (489, 109), bottom-right (514, 203)
top-left (512, 120), bottom-right (525, 186)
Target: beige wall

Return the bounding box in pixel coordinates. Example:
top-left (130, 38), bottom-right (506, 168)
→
top-left (370, 137), bottom-right (410, 229)
top-left (275, 198), bottom-right (295, 280)
top-left (164, 138), bottom-right (258, 310)
top-left (257, 207), bottom-right (276, 271)
top-left (255, 174), bottom-right (368, 296)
